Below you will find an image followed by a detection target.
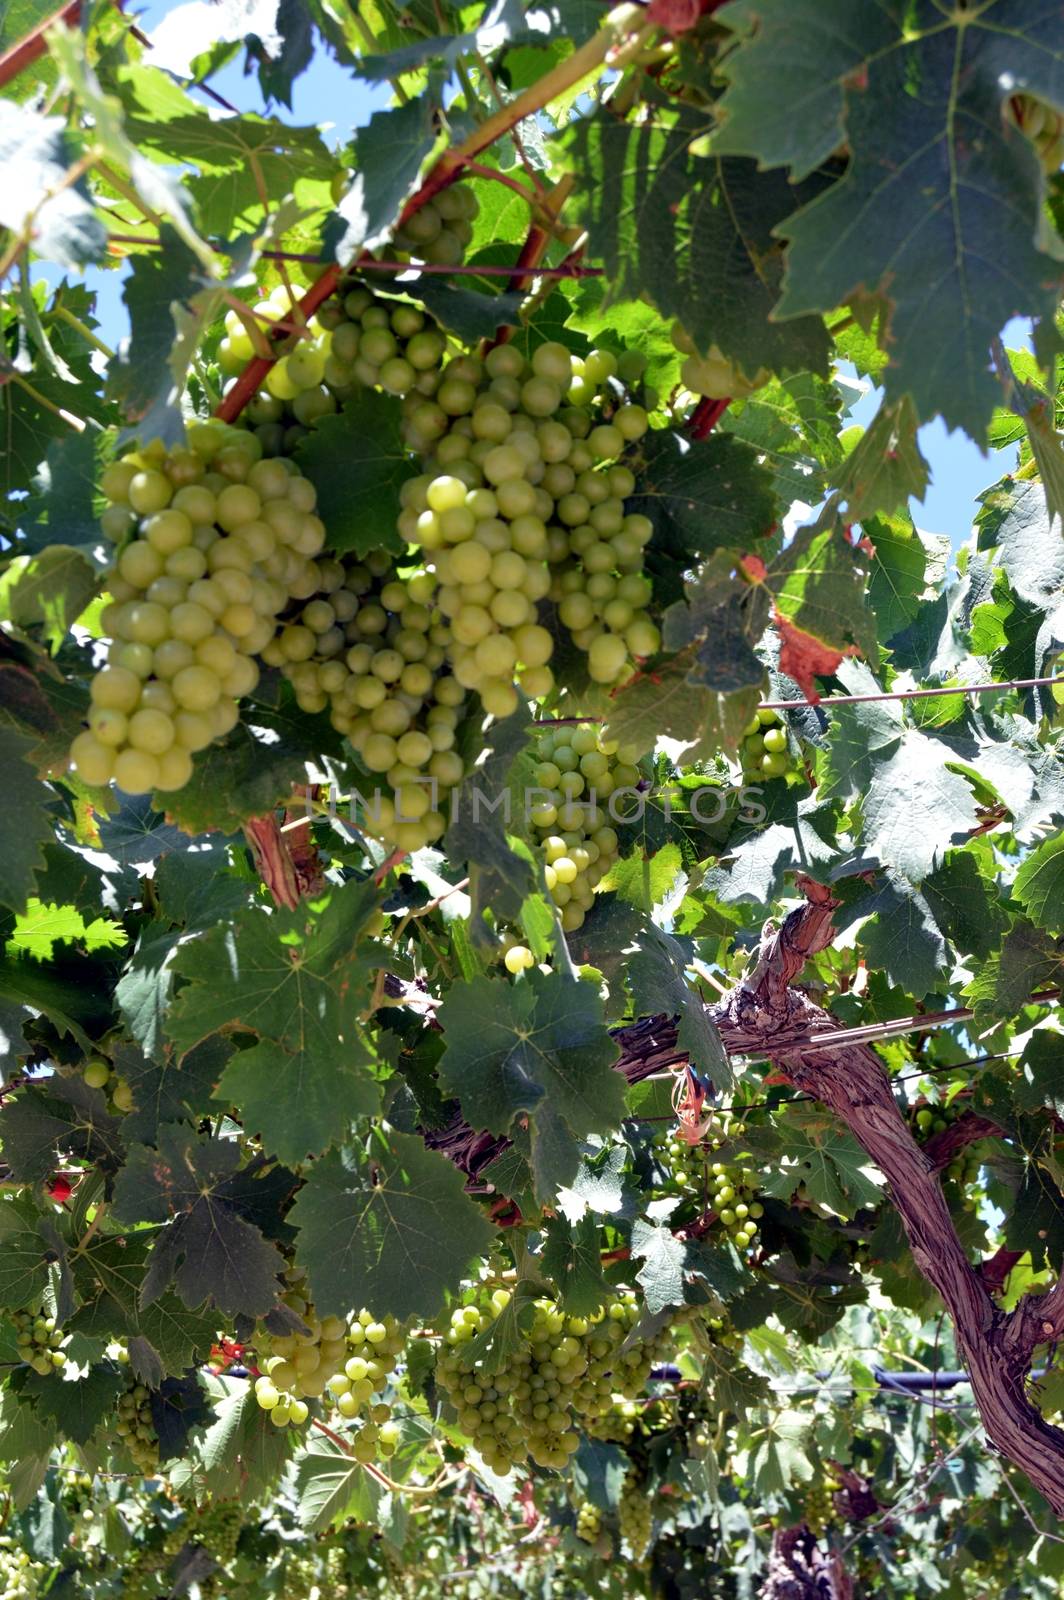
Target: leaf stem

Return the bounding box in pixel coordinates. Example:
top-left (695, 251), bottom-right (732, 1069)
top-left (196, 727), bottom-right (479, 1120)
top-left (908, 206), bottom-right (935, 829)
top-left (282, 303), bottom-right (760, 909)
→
top-left (51, 299), bottom-right (115, 358)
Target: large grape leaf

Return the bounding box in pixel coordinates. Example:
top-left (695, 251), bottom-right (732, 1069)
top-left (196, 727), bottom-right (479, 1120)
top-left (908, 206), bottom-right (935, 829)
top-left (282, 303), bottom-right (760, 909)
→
top-left (859, 730), bottom-right (980, 884)
top-left (436, 971), bottom-right (624, 1197)
top-left (289, 1130), bottom-right (495, 1322)
top-left (0, 100), bottom-right (106, 270)
top-left (293, 391), bottom-right (415, 557)
top-left (20, 1364), bottom-right (124, 1446)
top-left (111, 1036), bottom-right (231, 1145)
top-left (602, 648), bottom-right (761, 764)
top-left (167, 881), bottom-right (384, 1163)
top-left (541, 1215), bottom-right (608, 1316)
top-left (0, 1076), bottom-right (125, 1185)
top-left (111, 1125), bottom-right (287, 1319)
top-left (758, 1107), bottom-right (885, 1217)
top-left (0, 728), bottom-right (54, 914)
top-left (1014, 836), bottom-right (1064, 931)
top-left (715, 0), bottom-right (1064, 437)
top-left (921, 851), bottom-right (1010, 963)
top-left (67, 1232), bottom-right (218, 1379)
top-left (853, 879), bottom-right (946, 999)
top-left (563, 92), bottom-right (830, 377)
top-left (625, 924), bottom-right (731, 1089)
top-left (964, 918), bottom-right (1062, 1021)
top-left (0, 1195), bottom-right (52, 1311)
top-left (294, 1431), bottom-right (382, 1532)
top-left (765, 522), bottom-right (876, 664)
top-left (631, 429), bottom-right (778, 565)
top-left (0, 546), bottom-right (98, 654)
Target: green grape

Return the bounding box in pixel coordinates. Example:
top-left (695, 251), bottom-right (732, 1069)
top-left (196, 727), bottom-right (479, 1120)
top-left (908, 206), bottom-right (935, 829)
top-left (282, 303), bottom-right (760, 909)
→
top-left (11, 1307), bottom-right (67, 1375)
top-left (115, 1373), bottom-right (162, 1474)
top-left (71, 432), bottom-right (321, 797)
top-left (0, 1537), bottom-right (47, 1600)
top-left (671, 321), bottom-right (770, 399)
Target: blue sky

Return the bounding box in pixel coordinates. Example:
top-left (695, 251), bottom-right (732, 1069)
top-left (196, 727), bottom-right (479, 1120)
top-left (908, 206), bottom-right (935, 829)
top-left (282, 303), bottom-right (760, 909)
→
top-left (62, 0), bottom-right (1022, 552)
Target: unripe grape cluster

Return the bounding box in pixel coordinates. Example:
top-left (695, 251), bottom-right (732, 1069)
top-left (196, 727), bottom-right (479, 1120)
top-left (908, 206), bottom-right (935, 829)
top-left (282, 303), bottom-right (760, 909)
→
top-left (617, 1476), bottom-right (653, 1561)
top-left (670, 321), bottom-right (769, 400)
top-left (740, 707), bottom-right (793, 783)
top-left (803, 1476), bottom-right (841, 1536)
top-left (660, 1113), bottom-right (764, 1251)
top-left (435, 1288), bottom-right (669, 1473)
top-left (116, 1375), bottom-right (161, 1474)
top-left (260, 547), bottom-right (467, 854)
top-left (575, 1501), bottom-right (602, 1542)
top-left (71, 426), bottom-right (324, 795)
top-left (392, 180), bottom-right (480, 265)
top-left (253, 1264), bottom-right (403, 1443)
top-left (403, 339), bottom-right (659, 702)
top-left (1010, 94), bottom-right (1064, 173)
top-left (911, 1098), bottom-right (981, 1196)
top-left (525, 721), bottom-right (641, 932)
top-left (12, 1308), bottom-right (66, 1375)
top-left (0, 1538), bottom-right (45, 1600)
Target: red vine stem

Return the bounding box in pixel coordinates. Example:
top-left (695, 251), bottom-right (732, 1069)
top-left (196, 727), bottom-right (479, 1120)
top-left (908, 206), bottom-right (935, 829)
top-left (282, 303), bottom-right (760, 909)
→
top-left (215, 6), bottom-right (642, 422)
top-left (0, 0), bottom-right (80, 89)
top-left (689, 395), bottom-right (731, 438)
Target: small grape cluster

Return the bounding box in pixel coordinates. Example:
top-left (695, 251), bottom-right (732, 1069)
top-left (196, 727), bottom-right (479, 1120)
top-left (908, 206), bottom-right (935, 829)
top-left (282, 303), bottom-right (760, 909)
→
top-left (617, 1476), bottom-right (653, 1562)
top-left (911, 1098), bottom-right (981, 1196)
top-left (1010, 94), bottom-right (1064, 173)
top-left (0, 1538), bottom-right (46, 1600)
top-left (254, 1265), bottom-right (404, 1442)
top-left (803, 1476), bottom-right (841, 1537)
top-left (12, 1308), bottom-right (66, 1375)
top-left (575, 1501), bottom-right (602, 1543)
top-left (260, 547), bottom-right (466, 855)
top-left (436, 1288), bottom-right (669, 1473)
top-left (740, 708), bottom-right (793, 783)
top-left (392, 181), bottom-right (480, 265)
top-left (661, 1113), bottom-right (764, 1251)
top-left (670, 322), bottom-right (769, 400)
top-left (83, 1054), bottom-right (134, 1112)
top-left (71, 426), bottom-right (324, 796)
top-left (116, 1377), bottom-right (161, 1474)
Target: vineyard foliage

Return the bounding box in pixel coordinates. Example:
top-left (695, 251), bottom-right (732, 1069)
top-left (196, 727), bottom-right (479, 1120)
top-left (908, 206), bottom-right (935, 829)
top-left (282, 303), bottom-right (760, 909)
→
top-left (1, 0), bottom-right (1064, 1595)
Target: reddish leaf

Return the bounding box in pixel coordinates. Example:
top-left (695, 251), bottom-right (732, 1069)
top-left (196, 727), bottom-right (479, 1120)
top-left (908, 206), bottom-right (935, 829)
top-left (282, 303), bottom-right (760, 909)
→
top-left (646, 0), bottom-right (701, 33)
top-left (740, 554), bottom-right (767, 583)
top-left (774, 610), bottom-right (858, 702)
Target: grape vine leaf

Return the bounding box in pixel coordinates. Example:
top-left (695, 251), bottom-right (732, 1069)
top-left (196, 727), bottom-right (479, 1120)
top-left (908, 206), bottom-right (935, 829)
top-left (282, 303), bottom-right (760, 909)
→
top-left (327, 96), bottom-right (440, 263)
top-left (444, 706), bottom-right (539, 929)
top-left (964, 918), bottom-right (1061, 1021)
top-left (436, 970), bottom-right (624, 1198)
top-left (68, 1232), bottom-right (217, 1379)
top-left (289, 1130), bottom-right (496, 1322)
top-left (0, 546), bottom-right (98, 654)
top-left (107, 227), bottom-right (203, 422)
top-left (859, 731), bottom-right (980, 884)
top-left (863, 515), bottom-right (943, 647)
top-left (405, 277), bottom-right (525, 343)
top-left (0, 101), bottom-right (107, 269)
top-left (831, 400), bottom-right (929, 524)
top-left (112, 1036), bottom-right (231, 1145)
top-left (111, 1126), bottom-right (287, 1319)
top-left (704, 800), bottom-right (841, 907)
top-left (563, 95), bottom-right (830, 377)
top-left (1014, 1032), bottom-right (1064, 1116)
top-left (630, 1219), bottom-right (748, 1314)
top-left (1013, 834), bottom-right (1064, 932)
top-left (716, 0), bottom-right (1064, 437)
top-left (6, 898), bottom-right (125, 962)
top-left (158, 721), bottom-right (317, 835)
top-left (541, 1215), bottom-right (608, 1315)
top-left (765, 522), bottom-right (876, 665)
top-left (603, 648), bottom-right (760, 765)
top-left (0, 1076), bottom-right (125, 1185)
top-left (293, 390), bottom-right (415, 557)
top-left (921, 850), bottom-right (1010, 963)
top-left (20, 1363), bottom-right (124, 1446)
top-left (294, 1431), bottom-right (382, 1532)
top-left (854, 879), bottom-right (946, 1000)
top-left (0, 728), bottom-right (55, 915)
top-left (631, 429), bottom-right (778, 564)
top-left (167, 881), bottom-right (383, 1162)
top-left (0, 1196), bottom-right (51, 1311)
top-left (625, 924), bottom-right (732, 1090)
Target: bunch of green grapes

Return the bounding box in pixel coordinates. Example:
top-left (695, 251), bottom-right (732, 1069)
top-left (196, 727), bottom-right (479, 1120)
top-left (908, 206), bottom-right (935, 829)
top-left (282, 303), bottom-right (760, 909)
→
top-left (177, 1501), bottom-right (244, 1568)
top-left (575, 1501), bottom-right (602, 1543)
top-left (12, 1308), bottom-right (66, 1375)
top-left (698, 1113), bottom-right (764, 1251)
top-left (740, 708), bottom-right (793, 783)
top-left (260, 548), bottom-right (467, 854)
top-left (71, 426), bottom-right (324, 795)
top-left (392, 180), bottom-right (480, 265)
top-left (803, 1475), bottom-right (841, 1536)
top-left (910, 1098), bottom-right (981, 1195)
top-left (116, 1376), bottom-right (161, 1474)
top-left (1010, 94), bottom-right (1064, 173)
top-left (400, 340), bottom-right (658, 701)
top-left (586, 1395), bottom-right (639, 1443)
top-left (704, 1312), bottom-right (743, 1355)
top-left (0, 1538), bottom-right (46, 1600)
top-left (254, 1265), bottom-right (404, 1437)
top-left (617, 1476), bottom-right (653, 1562)
top-left (525, 722), bottom-right (641, 932)
top-left (670, 322), bottom-right (769, 400)
top-left (437, 1288), bottom-right (669, 1473)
